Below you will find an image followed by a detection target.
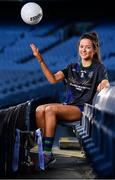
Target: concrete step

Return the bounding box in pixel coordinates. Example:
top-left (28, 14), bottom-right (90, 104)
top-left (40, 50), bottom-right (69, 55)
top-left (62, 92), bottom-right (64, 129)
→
top-left (59, 136), bottom-right (81, 150)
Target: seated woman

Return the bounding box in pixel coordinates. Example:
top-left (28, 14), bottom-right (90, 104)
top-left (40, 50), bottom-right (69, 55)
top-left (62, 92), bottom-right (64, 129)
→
top-left (30, 32), bottom-right (110, 168)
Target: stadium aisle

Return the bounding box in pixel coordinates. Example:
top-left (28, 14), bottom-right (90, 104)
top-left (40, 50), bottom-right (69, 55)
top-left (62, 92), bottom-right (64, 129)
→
top-left (16, 125), bottom-right (97, 179)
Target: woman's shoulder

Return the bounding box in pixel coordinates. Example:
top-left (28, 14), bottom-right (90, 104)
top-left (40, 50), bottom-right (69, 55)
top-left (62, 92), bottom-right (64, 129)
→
top-left (93, 62), bottom-right (106, 70)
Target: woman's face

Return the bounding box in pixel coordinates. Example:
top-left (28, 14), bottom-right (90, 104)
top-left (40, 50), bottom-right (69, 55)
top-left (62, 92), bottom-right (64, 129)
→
top-left (79, 38), bottom-right (95, 61)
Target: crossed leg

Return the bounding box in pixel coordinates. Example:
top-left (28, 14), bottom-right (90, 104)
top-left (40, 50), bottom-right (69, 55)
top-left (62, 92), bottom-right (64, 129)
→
top-left (35, 103), bottom-right (82, 137)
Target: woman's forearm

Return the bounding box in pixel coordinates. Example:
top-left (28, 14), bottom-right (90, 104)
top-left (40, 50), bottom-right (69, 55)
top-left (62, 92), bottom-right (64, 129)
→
top-left (30, 43), bottom-right (57, 84)
top-left (38, 59), bottom-right (57, 84)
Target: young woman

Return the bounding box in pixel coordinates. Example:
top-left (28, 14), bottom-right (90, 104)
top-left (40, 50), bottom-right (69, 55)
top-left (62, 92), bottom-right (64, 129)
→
top-left (30, 32), bottom-right (110, 168)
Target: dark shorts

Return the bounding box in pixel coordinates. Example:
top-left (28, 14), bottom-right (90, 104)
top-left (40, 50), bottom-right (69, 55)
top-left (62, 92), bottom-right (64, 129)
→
top-left (63, 102), bottom-right (84, 112)
top-left (77, 105), bottom-right (84, 112)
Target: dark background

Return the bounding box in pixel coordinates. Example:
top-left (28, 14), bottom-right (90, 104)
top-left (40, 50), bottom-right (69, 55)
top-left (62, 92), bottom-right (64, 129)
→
top-left (0, 0), bottom-right (114, 23)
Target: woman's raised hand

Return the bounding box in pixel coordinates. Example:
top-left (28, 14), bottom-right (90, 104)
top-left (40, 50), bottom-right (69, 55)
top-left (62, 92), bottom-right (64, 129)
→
top-left (30, 43), bottom-right (39, 57)
top-left (30, 43), bottom-right (43, 63)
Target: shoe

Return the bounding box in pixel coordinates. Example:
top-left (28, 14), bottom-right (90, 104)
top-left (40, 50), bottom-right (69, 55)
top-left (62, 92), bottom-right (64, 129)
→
top-left (44, 153), bottom-right (56, 169)
top-left (30, 145), bottom-right (56, 170)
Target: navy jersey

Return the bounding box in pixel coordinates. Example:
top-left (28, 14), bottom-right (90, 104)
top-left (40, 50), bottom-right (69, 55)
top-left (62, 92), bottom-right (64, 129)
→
top-left (62, 62), bottom-right (108, 107)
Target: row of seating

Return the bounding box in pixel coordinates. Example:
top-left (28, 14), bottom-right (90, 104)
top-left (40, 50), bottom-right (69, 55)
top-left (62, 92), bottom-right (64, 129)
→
top-left (0, 34), bottom-right (78, 107)
top-left (74, 86), bottom-right (115, 178)
top-left (91, 24), bottom-right (115, 75)
top-left (0, 21), bottom-right (115, 110)
top-left (1, 85), bottom-right (115, 178)
top-left (0, 96), bottom-right (61, 178)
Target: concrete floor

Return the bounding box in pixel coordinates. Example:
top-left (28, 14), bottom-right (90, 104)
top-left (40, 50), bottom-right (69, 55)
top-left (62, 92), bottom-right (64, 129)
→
top-left (16, 125), bottom-right (98, 179)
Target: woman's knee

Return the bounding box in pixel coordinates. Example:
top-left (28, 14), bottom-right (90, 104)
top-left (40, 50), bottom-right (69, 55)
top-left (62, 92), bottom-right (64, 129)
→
top-left (35, 105), bottom-right (46, 128)
top-left (36, 105), bottom-right (45, 118)
top-left (45, 105), bottom-right (57, 115)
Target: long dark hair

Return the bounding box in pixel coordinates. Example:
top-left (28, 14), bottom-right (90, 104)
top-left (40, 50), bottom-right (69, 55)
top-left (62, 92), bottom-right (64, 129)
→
top-left (77, 32), bottom-right (102, 64)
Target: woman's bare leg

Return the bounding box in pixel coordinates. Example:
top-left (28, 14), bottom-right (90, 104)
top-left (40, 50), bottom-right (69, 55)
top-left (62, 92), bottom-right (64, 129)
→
top-left (36, 104), bottom-right (47, 129)
top-left (36, 103), bottom-right (72, 134)
top-left (44, 103), bottom-right (82, 137)
top-left (35, 103), bottom-right (82, 156)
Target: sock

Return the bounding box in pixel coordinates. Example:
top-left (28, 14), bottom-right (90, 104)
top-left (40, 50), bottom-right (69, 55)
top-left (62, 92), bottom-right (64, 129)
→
top-left (42, 137), bottom-right (54, 154)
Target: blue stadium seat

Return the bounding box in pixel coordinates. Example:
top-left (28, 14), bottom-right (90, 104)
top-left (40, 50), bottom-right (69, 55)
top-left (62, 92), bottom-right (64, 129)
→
top-left (80, 86), bottom-right (115, 178)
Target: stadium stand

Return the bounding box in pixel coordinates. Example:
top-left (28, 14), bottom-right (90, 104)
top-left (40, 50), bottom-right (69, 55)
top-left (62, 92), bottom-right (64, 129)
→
top-left (74, 86), bottom-right (115, 178)
top-left (1, 18), bottom-right (115, 178)
top-left (0, 22), bottom-right (79, 108)
top-left (91, 23), bottom-right (115, 82)
top-left (1, 85), bottom-right (115, 178)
